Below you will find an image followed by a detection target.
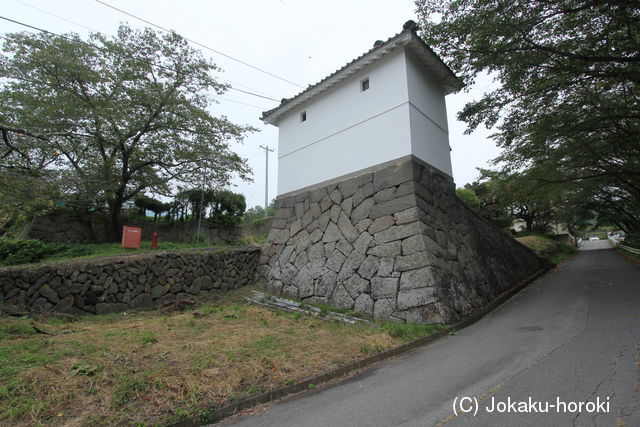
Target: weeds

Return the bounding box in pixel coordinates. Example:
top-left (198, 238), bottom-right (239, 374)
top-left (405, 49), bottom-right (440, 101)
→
top-left (0, 287), bottom-right (444, 425)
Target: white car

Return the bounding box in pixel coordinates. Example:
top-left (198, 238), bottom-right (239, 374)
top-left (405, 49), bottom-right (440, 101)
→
top-left (589, 236), bottom-right (599, 241)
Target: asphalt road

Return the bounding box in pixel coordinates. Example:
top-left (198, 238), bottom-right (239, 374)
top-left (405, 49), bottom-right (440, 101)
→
top-left (223, 240), bottom-right (639, 426)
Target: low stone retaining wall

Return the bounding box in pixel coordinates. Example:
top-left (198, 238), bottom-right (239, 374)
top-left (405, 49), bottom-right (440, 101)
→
top-left (0, 247), bottom-right (260, 315)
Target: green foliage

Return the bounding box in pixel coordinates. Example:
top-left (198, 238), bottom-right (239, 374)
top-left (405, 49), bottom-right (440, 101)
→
top-left (0, 25), bottom-right (254, 240)
top-left (416, 0), bottom-right (639, 237)
top-left (112, 371), bottom-right (150, 408)
top-left (455, 188), bottom-right (480, 211)
top-left (515, 234), bottom-right (577, 265)
top-left (380, 322), bottom-right (443, 342)
top-left (136, 331), bottom-right (158, 345)
top-left (69, 364), bottom-right (99, 377)
top-left (0, 320), bottom-right (35, 340)
top-left (208, 190), bottom-right (246, 226)
top-left (0, 239), bottom-right (67, 266)
top-left (171, 188), bottom-right (246, 225)
top-left (244, 201), bottom-right (276, 222)
top-left (134, 195), bottom-right (170, 220)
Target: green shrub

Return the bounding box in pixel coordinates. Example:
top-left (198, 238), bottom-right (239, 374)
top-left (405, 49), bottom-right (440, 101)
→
top-left (0, 239), bottom-right (68, 266)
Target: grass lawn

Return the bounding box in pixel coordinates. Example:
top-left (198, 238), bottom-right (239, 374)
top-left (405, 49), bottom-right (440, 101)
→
top-left (515, 233), bottom-right (577, 265)
top-left (0, 288), bottom-right (442, 426)
top-left (39, 241), bottom-right (227, 264)
top-left (616, 247), bottom-right (640, 266)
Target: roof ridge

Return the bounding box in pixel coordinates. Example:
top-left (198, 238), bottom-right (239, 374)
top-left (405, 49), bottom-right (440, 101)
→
top-left (261, 20), bottom-right (460, 124)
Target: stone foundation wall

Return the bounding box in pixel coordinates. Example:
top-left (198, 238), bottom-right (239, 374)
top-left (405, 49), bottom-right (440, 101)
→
top-left (0, 247), bottom-right (260, 315)
top-left (257, 156), bottom-right (545, 323)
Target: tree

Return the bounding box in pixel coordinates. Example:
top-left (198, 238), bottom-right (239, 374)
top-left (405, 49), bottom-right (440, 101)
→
top-left (416, 1), bottom-right (640, 235)
top-left (134, 194), bottom-right (170, 221)
top-left (0, 25), bottom-right (253, 240)
top-left (455, 187), bottom-right (481, 211)
top-left (243, 201), bottom-right (276, 223)
top-left (208, 190), bottom-right (246, 226)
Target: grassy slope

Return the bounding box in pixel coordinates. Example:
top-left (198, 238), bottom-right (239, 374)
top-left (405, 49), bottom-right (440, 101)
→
top-left (515, 233), bottom-right (577, 265)
top-left (0, 288), bottom-right (441, 426)
top-left (41, 241), bottom-right (218, 263)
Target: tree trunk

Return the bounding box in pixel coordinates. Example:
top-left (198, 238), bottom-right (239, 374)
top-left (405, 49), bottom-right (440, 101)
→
top-left (109, 195), bottom-right (124, 242)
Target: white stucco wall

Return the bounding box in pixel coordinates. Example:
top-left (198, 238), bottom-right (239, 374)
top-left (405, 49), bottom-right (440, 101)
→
top-left (405, 52), bottom-right (452, 176)
top-left (275, 47), bottom-right (453, 195)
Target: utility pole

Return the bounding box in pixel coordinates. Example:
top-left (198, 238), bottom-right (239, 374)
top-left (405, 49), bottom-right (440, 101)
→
top-left (259, 145), bottom-right (274, 218)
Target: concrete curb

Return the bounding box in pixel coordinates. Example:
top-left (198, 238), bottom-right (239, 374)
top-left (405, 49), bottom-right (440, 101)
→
top-left (172, 266), bottom-right (552, 426)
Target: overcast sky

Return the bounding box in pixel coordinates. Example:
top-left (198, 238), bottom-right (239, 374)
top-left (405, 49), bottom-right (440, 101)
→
top-left (2, 0), bottom-right (501, 209)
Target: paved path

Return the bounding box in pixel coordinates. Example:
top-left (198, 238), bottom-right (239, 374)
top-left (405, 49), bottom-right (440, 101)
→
top-left (223, 242), bottom-right (639, 426)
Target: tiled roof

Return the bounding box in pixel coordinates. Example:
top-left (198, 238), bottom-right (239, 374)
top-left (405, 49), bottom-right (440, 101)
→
top-left (261, 20), bottom-right (462, 125)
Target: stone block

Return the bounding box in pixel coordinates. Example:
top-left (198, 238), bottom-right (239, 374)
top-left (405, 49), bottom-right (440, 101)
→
top-left (320, 195), bottom-right (333, 212)
top-left (337, 250), bottom-right (366, 281)
top-left (373, 160), bottom-right (414, 191)
top-left (337, 212), bottom-right (359, 243)
top-left (368, 215), bottom-right (395, 235)
top-left (367, 241), bottom-right (401, 257)
top-left (351, 197), bottom-right (374, 221)
top-left (309, 228), bottom-right (323, 243)
top-left (268, 228), bottom-right (289, 245)
top-left (371, 277), bottom-right (398, 299)
top-left (358, 255), bottom-right (379, 280)
top-left (310, 187), bottom-right (327, 203)
top-left (341, 197), bottom-right (353, 217)
top-left (330, 189), bottom-right (343, 204)
top-left (336, 239), bottom-right (353, 257)
top-left (395, 252), bottom-right (431, 272)
top-left (322, 222), bottom-right (344, 243)
top-left (274, 207), bottom-right (294, 219)
top-left (369, 195), bottom-right (416, 220)
top-left (373, 298), bottom-right (395, 319)
top-left (330, 204), bottom-right (341, 223)
top-left (319, 210), bottom-right (331, 232)
top-left (329, 284), bottom-right (354, 309)
top-left (325, 250), bottom-right (346, 272)
top-left (402, 234), bottom-right (427, 255)
top-left (308, 241), bottom-right (325, 261)
top-left (378, 257), bottom-right (395, 277)
top-left (289, 219), bottom-right (302, 237)
top-left (352, 183), bottom-right (375, 207)
top-left (399, 266), bottom-right (438, 290)
top-left (353, 232), bottom-right (374, 254)
top-left (374, 187), bottom-right (396, 203)
top-left (397, 287), bottom-right (437, 310)
top-left (343, 274), bottom-right (369, 298)
top-left (374, 222), bottom-right (425, 245)
top-left (354, 293), bottom-right (374, 317)
top-left (315, 270), bottom-right (337, 297)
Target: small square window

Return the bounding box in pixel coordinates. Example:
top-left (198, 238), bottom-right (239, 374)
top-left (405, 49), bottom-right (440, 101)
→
top-left (300, 111), bottom-right (307, 122)
top-left (361, 78), bottom-right (369, 92)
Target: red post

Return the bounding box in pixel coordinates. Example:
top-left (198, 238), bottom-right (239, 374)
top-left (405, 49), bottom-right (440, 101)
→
top-left (152, 232), bottom-right (158, 249)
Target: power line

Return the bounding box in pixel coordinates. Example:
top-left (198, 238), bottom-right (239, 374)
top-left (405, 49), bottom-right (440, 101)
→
top-left (194, 0), bottom-right (315, 68)
top-left (224, 0), bottom-right (334, 68)
top-left (93, 0), bottom-right (304, 89)
top-left (4, 2), bottom-right (281, 103)
top-left (277, 0), bottom-right (350, 57)
top-left (11, 0), bottom-right (96, 33)
top-left (0, 14), bottom-right (280, 104)
top-left (246, 0), bottom-right (338, 65)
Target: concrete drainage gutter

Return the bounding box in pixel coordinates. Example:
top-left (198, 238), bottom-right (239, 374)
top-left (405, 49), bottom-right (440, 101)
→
top-left (172, 267), bottom-right (551, 426)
